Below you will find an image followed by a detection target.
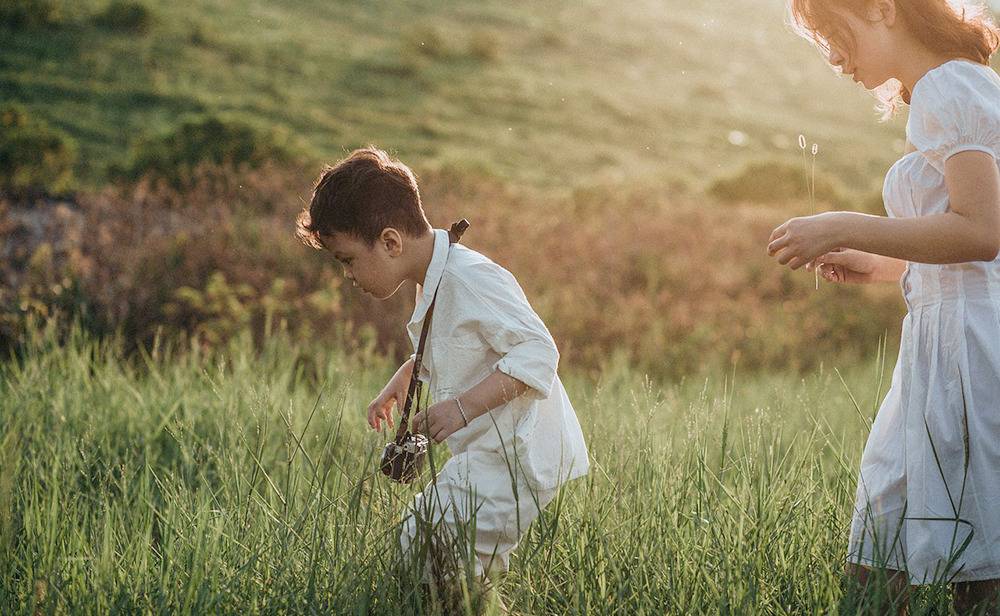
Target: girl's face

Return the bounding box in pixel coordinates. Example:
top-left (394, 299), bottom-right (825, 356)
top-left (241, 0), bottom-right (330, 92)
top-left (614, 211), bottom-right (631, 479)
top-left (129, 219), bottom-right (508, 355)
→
top-left (821, 3), bottom-right (898, 89)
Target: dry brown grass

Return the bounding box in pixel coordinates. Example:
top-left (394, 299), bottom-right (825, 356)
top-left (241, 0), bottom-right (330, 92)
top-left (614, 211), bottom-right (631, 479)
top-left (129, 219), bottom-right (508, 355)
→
top-left (1, 162), bottom-right (903, 378)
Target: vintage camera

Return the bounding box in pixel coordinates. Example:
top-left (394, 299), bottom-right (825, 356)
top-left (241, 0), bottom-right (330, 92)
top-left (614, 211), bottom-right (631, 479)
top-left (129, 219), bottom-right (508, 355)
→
top-left (380, 433), bottom-right (428, 484)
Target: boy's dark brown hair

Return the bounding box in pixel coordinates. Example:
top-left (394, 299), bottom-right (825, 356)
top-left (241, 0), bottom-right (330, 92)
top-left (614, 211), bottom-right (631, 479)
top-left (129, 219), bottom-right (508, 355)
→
top-left (296, 147), bottom-right (431, 249)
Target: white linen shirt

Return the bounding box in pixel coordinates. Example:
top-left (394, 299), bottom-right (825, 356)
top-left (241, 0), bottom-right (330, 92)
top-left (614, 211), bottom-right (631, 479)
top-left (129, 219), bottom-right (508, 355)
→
top-left (406, 229), bottom-right (589, 490)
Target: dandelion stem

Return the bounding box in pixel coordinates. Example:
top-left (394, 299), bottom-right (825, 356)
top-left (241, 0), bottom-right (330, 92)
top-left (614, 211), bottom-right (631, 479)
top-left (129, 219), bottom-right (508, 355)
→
top-left (800, 135), bottom-right (820, 290)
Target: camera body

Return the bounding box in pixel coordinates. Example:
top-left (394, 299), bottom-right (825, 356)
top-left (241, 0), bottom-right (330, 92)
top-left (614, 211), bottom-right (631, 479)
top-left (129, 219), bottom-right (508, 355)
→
top-left (380, 433), bottom-right (428, 483)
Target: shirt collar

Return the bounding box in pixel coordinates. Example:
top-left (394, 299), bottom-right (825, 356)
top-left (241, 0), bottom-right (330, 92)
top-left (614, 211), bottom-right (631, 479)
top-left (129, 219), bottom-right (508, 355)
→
top-left (409, 228), bottom-right (450, 327)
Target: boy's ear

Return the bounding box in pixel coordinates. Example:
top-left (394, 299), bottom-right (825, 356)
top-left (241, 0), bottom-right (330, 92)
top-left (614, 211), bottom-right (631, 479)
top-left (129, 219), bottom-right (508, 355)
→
top-left (379, 228), bottom-right (404, 257)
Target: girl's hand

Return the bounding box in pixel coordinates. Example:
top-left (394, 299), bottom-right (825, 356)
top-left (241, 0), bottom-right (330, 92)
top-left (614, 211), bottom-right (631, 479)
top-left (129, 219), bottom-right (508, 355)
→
top-left (411, 399), bottom-right (466, 444)
top-left (767, 212), bottom-right (846, 269)
top-left (808, 248), bottom-right (907, 284)
top-left (807, 248), bottom-right (877, 284)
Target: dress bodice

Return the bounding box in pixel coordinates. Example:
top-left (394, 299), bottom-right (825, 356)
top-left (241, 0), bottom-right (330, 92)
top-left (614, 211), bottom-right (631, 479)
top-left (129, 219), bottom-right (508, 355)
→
top-left (881, 61), bottom-right (1000, 310)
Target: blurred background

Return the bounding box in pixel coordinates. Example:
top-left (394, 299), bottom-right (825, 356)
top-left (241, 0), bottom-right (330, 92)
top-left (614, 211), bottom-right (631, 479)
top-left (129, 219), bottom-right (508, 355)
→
top-left (3, 0), bottom-right (997, 378)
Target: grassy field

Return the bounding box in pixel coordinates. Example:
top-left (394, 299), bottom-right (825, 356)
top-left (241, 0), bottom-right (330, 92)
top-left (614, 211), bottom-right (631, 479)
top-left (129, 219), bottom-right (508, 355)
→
top-left (4, 2), bottom-right (998, 612)
top-left (2, 0), bottom-right (928, 197)
top-left (0, 325), bottom-right (968, 615)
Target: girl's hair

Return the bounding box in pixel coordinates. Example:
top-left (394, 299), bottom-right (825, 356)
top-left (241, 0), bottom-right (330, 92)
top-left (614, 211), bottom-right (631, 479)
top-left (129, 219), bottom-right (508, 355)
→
top-left (788, 0), bottom-right (999, 118)
top-left (296, 146), bottom-right (431, 249)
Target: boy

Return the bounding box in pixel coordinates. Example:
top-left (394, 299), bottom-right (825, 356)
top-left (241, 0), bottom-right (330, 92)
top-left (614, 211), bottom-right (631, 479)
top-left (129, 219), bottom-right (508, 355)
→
top-left (295, 147), bottom-right (589, 609)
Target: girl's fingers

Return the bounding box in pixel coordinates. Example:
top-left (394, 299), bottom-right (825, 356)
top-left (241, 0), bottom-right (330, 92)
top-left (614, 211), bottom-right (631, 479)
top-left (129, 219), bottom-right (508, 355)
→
top-left (767, 233), bottom-right (792, 257)
top-left (818, 249), bottom-right (852, 265)
top-left (777, 249), bottom-right (797, 266)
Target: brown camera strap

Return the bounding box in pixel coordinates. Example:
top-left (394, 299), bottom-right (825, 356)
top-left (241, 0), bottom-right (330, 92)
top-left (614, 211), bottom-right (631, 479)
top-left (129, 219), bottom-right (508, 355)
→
top-left (393, 219), bottom-right (469, 444)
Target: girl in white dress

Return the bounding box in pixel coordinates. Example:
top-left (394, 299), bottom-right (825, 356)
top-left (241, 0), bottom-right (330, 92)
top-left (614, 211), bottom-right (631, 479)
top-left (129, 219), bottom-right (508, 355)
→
top-left (767, 0), bottom-right (1000, 612)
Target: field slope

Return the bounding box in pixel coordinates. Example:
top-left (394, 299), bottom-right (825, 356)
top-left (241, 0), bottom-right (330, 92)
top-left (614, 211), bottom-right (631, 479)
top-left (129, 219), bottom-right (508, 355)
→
top-left (2, 0), bottom-right (921, 195)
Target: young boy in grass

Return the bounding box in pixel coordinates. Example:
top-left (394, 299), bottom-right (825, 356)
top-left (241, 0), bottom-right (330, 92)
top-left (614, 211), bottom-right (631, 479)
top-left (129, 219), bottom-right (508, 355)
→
top-left (295, 146), bottom-right (589, 611)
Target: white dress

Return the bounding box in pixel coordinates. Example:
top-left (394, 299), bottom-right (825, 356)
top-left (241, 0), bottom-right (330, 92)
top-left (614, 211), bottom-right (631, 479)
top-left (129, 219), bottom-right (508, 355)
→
top-left (847, 60), bottom-right (1000, 583)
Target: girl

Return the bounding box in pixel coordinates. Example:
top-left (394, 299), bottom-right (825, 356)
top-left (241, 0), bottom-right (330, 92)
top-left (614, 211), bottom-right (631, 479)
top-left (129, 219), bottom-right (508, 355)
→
top-left (767, 0), bottom-right (1000, 612)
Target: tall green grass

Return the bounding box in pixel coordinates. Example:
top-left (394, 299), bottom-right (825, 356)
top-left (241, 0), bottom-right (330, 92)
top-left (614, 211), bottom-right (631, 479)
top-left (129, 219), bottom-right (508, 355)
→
top-left (0, 326), bottom-right (961, 614)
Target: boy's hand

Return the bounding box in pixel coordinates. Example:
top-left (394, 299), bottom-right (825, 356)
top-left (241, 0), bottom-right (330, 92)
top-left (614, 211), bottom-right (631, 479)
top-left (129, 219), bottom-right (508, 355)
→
top-left (411, 399), bottom-right (466, 444)
top-left (368, 359), bottom-right (415, 432)
top-left (367, 389), bottom-right (400, 432)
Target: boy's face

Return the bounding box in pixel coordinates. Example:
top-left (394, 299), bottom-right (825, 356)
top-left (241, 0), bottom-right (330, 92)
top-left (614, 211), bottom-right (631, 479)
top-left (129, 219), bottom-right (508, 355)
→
top-left (322, 230), bottom-right (406, 300)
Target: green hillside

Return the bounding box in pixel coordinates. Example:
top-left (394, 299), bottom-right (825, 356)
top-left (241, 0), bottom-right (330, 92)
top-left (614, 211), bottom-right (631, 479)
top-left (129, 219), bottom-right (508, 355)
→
top-left (2, 0), bottom-right (930, 197)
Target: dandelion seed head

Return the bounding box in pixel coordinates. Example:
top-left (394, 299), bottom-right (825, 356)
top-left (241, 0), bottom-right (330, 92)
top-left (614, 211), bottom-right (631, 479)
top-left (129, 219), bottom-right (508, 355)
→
top-left (798, 134), bottom-right (807, 149)
top-left (727, 130), bottom-right (748, 147)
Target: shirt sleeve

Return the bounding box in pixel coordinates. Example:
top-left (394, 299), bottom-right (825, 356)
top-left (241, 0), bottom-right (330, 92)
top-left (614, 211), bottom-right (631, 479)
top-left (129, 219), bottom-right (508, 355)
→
top-left (446, 263), bottom-right (559, 400)
top-left (907, 63), bottom-right (1000, 173)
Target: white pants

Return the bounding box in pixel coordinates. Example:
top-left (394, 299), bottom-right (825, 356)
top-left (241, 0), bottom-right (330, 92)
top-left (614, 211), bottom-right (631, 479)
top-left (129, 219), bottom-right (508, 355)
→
top-left (399, 449), bottom-right (558, 580)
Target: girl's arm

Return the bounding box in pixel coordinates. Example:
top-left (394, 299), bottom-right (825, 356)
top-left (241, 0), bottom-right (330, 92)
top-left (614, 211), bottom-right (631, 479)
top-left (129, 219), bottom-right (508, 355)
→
top-left (767, 150), bottom-right (1000, 268)
top-left (410, 370), bottom-right (530, 444)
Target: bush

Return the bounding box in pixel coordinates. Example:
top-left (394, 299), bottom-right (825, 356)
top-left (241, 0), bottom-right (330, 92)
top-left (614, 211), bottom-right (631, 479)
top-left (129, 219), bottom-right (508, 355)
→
top-left (1, 161), bottom-right (904, 379)
top-left (467, 30), bottom-right (502, 62)
top-left (0, 0), bottom-right (61, 30)
top-left (92, 0), bottom-right (154, 35)
top-left (0, 103), bottom-right (77, 195)
top-left (400, 25), bottom-right (452, 64)
top-left (111, 115), bottom-right (298, 188)
top-left (708, 159), bottom-right (843, 206)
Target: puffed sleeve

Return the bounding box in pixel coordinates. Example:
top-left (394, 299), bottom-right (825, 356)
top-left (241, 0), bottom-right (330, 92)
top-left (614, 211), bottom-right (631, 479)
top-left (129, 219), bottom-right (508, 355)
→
top-left (447, 262), bottom-right (559, 400)
top-left (907, 62), bottom-right (1000, 173)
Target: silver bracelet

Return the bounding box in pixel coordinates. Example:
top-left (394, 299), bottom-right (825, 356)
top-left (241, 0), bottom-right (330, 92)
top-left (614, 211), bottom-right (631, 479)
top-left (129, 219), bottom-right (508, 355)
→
top-left (455, 397), bottom-right (469, 426)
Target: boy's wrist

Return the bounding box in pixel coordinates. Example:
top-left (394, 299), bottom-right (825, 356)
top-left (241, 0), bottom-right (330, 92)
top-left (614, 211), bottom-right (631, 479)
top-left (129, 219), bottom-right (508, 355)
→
top-left (454, 397), bottom-right (469, 426)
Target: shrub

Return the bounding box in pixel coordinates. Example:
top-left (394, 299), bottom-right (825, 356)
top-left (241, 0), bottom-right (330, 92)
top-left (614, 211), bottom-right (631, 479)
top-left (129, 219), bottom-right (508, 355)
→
top-left (467, 30), bottom-right (501, 62)
top-left (2, 161), bottom-right (904, 379)
top-left (0, 102), bottom-right (77, 195)
top-left (111, 115), bottom-right (298, 188)
top-left (92, 0), bottom-right (154, 35)
top-left (708, 160), bottom-right (843, 206)
top-left (400, 25), bottom-right (452, 62)
top-left (0, 0), bottom-right (61, 30)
